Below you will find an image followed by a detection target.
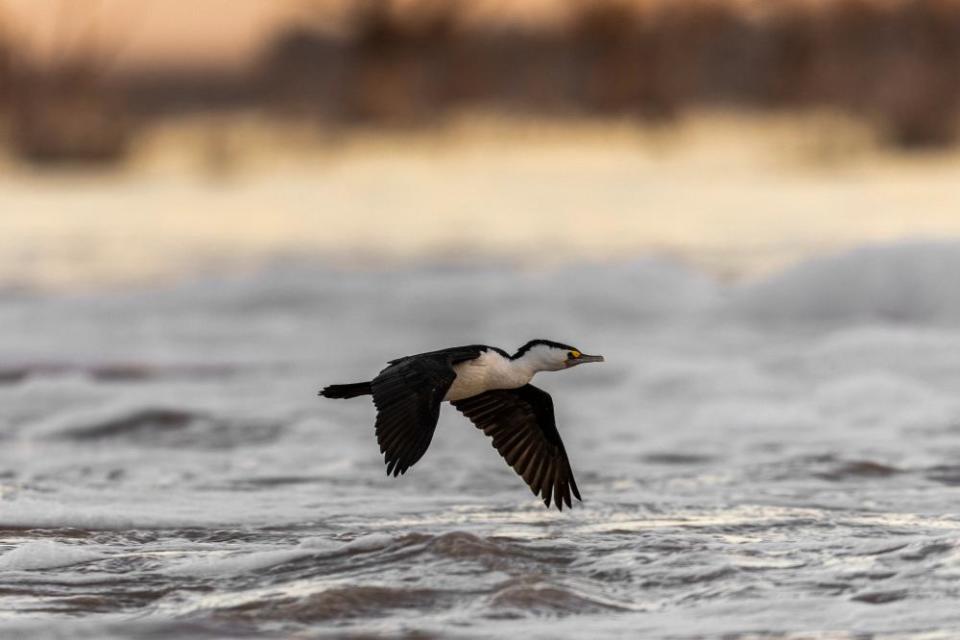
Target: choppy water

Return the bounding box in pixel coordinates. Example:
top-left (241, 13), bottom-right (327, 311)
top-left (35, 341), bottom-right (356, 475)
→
top-left (3, 242), bottom-right (960, 639)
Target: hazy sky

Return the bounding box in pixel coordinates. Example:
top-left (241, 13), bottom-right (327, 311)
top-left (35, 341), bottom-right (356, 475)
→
top-left (0, 0), bottom-right (307, 71)
top-left (0, 0), bottom-right (574, 72)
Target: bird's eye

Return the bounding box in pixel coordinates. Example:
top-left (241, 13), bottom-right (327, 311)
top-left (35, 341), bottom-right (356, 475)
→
top-left (569, 350), bottom-right (581, 359)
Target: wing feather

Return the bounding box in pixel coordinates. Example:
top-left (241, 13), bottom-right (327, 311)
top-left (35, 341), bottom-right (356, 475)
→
top-left (371, 347), bottom-right (484, 476)
top-left (452, 384), bottom-right (582, 511)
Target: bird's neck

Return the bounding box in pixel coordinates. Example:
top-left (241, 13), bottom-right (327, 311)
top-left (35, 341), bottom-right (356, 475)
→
top-left (507, 351), bottom-right (548, 379)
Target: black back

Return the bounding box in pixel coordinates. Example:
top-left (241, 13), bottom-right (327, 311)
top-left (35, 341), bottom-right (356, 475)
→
top-left (371, 345), bottom-right (490, 476)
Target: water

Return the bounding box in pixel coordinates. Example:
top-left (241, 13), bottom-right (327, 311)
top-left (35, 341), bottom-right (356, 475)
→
top-left (2, 242), bottom-right (960, 639)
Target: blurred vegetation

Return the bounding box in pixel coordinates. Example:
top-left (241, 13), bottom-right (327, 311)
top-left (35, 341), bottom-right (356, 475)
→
top-left (1, 0), bottom-right (959, 166)
top-left (7, 61), bottom-right (134, 165)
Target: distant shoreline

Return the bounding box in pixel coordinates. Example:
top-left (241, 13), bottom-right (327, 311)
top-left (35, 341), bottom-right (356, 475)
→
top-left (2, 113), bottom-right (959, 290)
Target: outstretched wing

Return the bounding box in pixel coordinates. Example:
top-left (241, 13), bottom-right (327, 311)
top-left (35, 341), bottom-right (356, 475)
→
top-left (371, 346), bottom-right (483, 477)
top-left (452, 384), bottom-right (582, 510)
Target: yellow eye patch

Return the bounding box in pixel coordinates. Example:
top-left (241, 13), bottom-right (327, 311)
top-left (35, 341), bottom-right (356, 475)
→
top-left (570, 350), bottom-right (581, 359)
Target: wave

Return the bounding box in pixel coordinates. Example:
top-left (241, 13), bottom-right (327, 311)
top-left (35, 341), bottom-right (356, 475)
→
top-left (191, 533), bottom-right (623, 624)
top-left (812, 459), bottom-right (903, 481)
top-left (0, 541), bottom-right (104, 572)
top-left (138, 240), bottom-right (960, 328)
top-left (0, 498), bottom-right (223, 530)
top-left (0, 363), bottom-right (238, 386)
top-left (163, 531), bottom-right (561, 584)
top-left (28, 405), bottom-right (281, 449)
top-left (425, 530), bottom-right (533, 561)
top-left (732, 241), bottom-right (960, 325)
top-left (489, 578), bottom-right (629, 616)
top-left (164, 549), bottom-right (316, 578)
top-left (210, 586), bottom-right (444, 624)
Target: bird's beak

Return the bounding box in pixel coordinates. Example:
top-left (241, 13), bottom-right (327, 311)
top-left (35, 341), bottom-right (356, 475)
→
top-left (567, 354), bottom-right (605, 367)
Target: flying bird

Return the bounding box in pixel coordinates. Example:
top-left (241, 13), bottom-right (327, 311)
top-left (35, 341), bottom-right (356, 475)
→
top-left (319, 340), bottom-right (604, 510)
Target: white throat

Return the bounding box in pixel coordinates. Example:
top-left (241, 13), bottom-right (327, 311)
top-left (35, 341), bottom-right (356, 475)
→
top-left (510, 351), bottom-right (548, 377)
top-left (445, 349), bottom-right (540, 402)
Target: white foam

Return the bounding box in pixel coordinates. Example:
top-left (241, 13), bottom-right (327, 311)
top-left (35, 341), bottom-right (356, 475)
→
top-left (733, 241), bottom-right (960, 324)
top-left (164, 536), bottom-right (390, 577)
top-left (164, 549), bottom-right (311, 577)
top-left (340, 533), bottom-right (395, 552)
top-left (0, 541), bottom-right (104, 571)
top-left (0, 496), bottom-right (245, 530)
top-left (297, 537), bottom-right (341, 551)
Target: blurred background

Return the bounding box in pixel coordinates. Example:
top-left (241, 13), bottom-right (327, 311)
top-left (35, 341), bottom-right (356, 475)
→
top-left (1, 0), bottom-right (960, 286)
top-left (4, 3), bottom-right (960, 637)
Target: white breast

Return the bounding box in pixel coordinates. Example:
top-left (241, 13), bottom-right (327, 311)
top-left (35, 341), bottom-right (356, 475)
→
top-left (444, 349), bottom-right (533, 402)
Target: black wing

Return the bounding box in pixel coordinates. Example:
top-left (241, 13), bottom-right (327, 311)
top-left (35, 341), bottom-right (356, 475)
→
top-left (452, 384), bottom-right (582, 511)
top-left (371, 345), bottom-right (484, 477)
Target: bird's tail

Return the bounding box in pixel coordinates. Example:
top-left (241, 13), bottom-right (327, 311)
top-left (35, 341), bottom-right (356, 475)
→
top-left (318, 381), bottom-right (372, 399)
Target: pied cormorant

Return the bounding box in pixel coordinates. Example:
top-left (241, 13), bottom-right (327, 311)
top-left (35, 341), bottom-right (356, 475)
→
top-left (319, 339), bottom-right (604, 510)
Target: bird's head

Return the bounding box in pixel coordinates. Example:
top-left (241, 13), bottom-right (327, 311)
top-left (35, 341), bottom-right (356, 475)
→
top-left (511, 339), bottom-right (605, 372)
